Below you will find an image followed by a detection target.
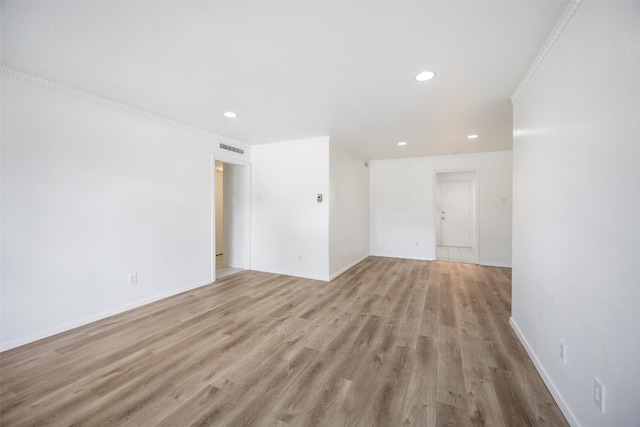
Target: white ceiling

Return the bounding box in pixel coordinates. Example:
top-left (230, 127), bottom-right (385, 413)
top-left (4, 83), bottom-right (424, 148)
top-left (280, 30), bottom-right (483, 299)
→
top-left (1, 1), bottom-right (568, 160)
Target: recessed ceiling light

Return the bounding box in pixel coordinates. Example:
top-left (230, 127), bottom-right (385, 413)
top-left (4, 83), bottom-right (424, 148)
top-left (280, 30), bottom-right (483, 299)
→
top-left (398, 141), bottom-right (407, 146)
top-left (467, 134), bottom-right (479, 139)
top-left (416, 71), bottom-right (436, 81)
top-left (224, 111), bottom-right (237, 118)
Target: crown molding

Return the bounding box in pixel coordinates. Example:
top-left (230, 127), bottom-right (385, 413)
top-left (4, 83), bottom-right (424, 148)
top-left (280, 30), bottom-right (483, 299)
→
top-left (510, 0), bottom-right (582, 103)
top-left (0, 66), bottom-right (249, 152)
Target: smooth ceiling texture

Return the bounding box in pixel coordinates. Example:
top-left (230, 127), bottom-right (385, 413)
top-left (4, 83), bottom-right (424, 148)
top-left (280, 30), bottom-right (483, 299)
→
top-left (1, 1), bottom-right (568, 159)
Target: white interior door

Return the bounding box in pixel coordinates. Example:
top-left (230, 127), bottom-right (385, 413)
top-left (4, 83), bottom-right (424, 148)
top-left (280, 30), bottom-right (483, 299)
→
top-left (441, 181), bottom-right (471, 247)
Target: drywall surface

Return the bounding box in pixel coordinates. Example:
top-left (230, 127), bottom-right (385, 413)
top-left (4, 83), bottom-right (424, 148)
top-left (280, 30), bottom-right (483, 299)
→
top-left (370, 151), bottom-right (512, 266)
top-left (222, 163), bottom-right (246, 269)
top-left (215, 168), bottom-right (224, 255)
top-left (511, 2), bottom-right (640, 426)
top-left (251, 137), bottom-right (330, 280)
top-left (0, 73), bottom-right (248, 350)
top-left (329, 140), bottom-right (370, 279)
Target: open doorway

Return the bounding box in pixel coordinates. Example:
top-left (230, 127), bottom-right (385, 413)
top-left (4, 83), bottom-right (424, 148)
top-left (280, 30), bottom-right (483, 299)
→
top-left (435, 170), bottom-right (478, 264)
top-left (214, 161), bottom-right (247, 279)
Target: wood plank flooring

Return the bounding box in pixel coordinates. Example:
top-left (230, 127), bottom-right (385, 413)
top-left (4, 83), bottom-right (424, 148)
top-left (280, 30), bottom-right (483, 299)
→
top-left (0, 257), bottom-right (568, 426)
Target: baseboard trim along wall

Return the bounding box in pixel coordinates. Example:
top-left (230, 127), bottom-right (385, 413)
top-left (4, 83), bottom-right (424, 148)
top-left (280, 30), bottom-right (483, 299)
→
top-left (509, 317), bottom-right (580, 427)
top-left (479, 261), bottom-right (512, 268)
top-left (369, 253), bottom-right (432, 262)
top-left (0, 279), bottom-right (214, 352)
top-left (329, 255), bottom-right (368, 281)
top-left (252, 256), bottom-right (369, 282)
top-left (250, 266), bottom-right (331, 282)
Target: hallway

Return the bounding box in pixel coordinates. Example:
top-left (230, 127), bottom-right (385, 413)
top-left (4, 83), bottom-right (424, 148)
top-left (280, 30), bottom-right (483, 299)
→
top-left (436, 245), bottom-right (477, 264)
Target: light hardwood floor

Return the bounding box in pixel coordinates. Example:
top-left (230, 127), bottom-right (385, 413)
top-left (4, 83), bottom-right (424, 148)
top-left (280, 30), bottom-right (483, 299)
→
top-left (0, 257), bottom-right (568, 426)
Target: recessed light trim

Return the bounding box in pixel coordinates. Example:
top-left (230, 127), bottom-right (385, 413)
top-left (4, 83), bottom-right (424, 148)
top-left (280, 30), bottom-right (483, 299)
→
top-left (467, 134), bottom-right (479, 139)
top-left (224, 111), bottom-right (237, 118)
top-left (416, 71), bottom-right (436, 81)
top-left (398, 141), bottom-right (407, 146)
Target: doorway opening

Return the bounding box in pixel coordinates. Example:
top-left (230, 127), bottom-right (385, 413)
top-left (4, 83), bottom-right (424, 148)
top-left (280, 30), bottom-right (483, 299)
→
top-left (435, 170), bottom-right (478, 264)
top-left (214, 160), bottom-right (248, 280)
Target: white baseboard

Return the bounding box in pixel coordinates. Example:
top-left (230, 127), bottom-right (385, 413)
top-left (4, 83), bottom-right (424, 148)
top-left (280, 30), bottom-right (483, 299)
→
top-left (250, 265), bottom-right (330, 282)
top-left (479, 261), bottom-right (512, 268)
top-left (329, 255), bottom-right (368, 281)
top-left (369, 252), bottom-right (511, 268)
top-left (369, 252), bottom-right (433, 261)
top-left (228, 263), bottom-right (244, 269)
top-left (509, 317), bottom-right (580, 427)
top-left (0, 279), bottom-right (213, 352)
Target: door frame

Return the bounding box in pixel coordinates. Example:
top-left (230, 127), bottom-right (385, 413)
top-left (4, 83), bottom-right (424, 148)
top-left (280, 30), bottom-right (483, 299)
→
top-left (211, 155), bottom-right (252, 282)
top-left (433, 169), bottom-right (479, 262)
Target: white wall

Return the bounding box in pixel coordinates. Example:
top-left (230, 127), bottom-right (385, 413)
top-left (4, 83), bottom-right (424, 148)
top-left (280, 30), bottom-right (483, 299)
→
top-left (0, 72), bottom-right (249, 350)
top-left (251, 137), bottom-right (330, 280)
top-left (370, 151), bottom-right (512, 266)
top-left (215, 166), bottom-right (224, 255)
top-left (511, 3), bottom-right (640, 426)
top-left (222, 163), bottom-right (246, 269)
top-left (329, 140), bottom-right (370, 279)
top-left (251, 137), bottom-right (370, 281)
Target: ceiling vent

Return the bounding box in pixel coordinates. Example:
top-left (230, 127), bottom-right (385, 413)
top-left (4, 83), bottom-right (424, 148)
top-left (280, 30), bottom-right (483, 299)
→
top-left (220, 143), bottom-right (244, 155)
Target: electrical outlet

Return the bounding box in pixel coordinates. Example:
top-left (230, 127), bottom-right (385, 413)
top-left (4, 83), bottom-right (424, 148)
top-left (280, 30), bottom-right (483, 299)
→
top-left (128, 273), bottom-right (138, 285)
top-left (560, 340), bottom-right (567, 364)
top-left (594, 378), bottom-right (604, 413)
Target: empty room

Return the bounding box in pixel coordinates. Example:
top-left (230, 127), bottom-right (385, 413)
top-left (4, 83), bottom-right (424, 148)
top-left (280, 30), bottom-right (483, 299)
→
top-left (1, 1), bottom-right (638, 426)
